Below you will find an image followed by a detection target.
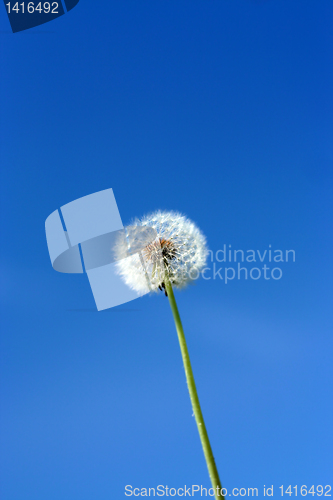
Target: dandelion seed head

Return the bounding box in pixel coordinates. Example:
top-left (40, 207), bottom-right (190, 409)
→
top-left (115, 210), bottom-right (208, 294)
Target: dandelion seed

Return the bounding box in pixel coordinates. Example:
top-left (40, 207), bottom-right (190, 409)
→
top-left (115, 210), bottom-right (208, 295)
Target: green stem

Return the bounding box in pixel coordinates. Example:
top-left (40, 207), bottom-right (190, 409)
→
top-left (164, 279), bottom-right (224, 500)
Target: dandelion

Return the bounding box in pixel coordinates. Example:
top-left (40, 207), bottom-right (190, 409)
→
top-left (116, 210), bottom-right (208, 294)
top-left (116, 211), bottom-right (224, 500)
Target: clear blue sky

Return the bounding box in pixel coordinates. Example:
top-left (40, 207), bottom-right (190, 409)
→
top-left (1, 1), bottom-right (332, 499)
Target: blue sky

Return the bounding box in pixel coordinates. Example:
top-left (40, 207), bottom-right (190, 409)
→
top-left (0, 1), bottom-right (332, 499)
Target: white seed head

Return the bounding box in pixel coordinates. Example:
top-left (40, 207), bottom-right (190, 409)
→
top-left (115, 211), bottom-right (208, 294)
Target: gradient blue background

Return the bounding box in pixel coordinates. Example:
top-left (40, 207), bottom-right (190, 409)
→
top-left (1, 1), bottom-right (332, 499)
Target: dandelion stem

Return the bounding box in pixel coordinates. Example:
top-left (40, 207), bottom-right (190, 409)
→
top-left (164, 279), bottom-right (224, 500)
